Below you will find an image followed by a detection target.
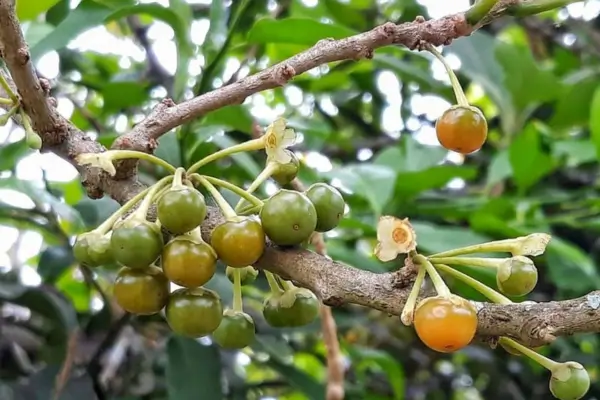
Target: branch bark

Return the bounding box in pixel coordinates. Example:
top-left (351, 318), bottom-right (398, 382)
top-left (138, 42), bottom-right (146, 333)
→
top-left (0, 0), bottom-right (595, 352)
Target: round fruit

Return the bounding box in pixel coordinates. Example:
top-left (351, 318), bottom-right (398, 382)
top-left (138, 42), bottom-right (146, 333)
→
top-left (162, 236), bottom-right (217, 288)
top-left (496, 257), bottom-right (538, 297)
top-left (272, 151), bottom-right (299, 186)
top-left (435, 105), bottom-right (487, 154)
top-left (212, 310), bottom-right (256, 349)
top-left (279, 288), bottom-right (320, 327)
top-left (550, 362), bottom-right (590, 400)
top-left (73, 233), bottom-right (114, 267)
top-left (305, 183), bottom-right (345, 233)
top-left (262, 293), bottom-right (288, 327)
top-left (226, 266), bottom-right (258, 286)
top-left (157, 187), bottom-right (207, 234)
top-left (165, 287), bottom-right (223, 338)
top-left (113, 266), bottom-right (169, 315)
top-left (210, 217), bottom-right (265, 268)
top-left (110, 221), bottom-right (163, 269)
top-left (413, 295), bottom-right (477, 353)
top-left (260, 190), bottom-right (317, 246)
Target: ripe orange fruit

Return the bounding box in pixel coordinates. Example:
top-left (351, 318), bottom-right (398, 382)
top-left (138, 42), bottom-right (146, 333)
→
top-left (413, 295), bottom-right (478, 353)
top-left (435, 105), bottom-right (487, 154)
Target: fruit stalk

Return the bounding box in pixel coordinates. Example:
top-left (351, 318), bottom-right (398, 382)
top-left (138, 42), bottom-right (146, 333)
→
top-left (499, 337), bottom-right (559, 370)
top-left (131, 175), bottom-right (174, 221)
top-left (234, 162), bottom-right (277, 212)
top-left (20, 110), bottom-right (42, 149)
top-left (434, 263), bottom-right (512, 305)
top-left (172, 167), bottom-right (186, 189)
top-left (0, 97), bottom-right (13, 105)
top-left (100, 150), bottom-right (177, 174)
top-left (94, 186), bottom-right (152, 234)
top-left (428, 234), bottom-right (551, 258)
top-left (197, 175), bottom-right (263, 208)
top-left (426, 44), bottom-right (470, 107)
top-left (0, 104), bottom-right (19, 125)
top-left (0, 73), bottom-right (18, 103)
top-left (464, 0), bottom-right (500, 25)
top-left (233, 269), bottom-right (243, 312)
top-left (414, 254), bottom-right (452, 297)
top-left (186, 137), bottom-right (266, 174)
top-left (400, 263), bottom-right (427, 326)
top-left (195, 175), bottom-right (237, 219)
top-left (508, 0), bottom-right (581, 16)
top-left (265, 271), bottom-right (283, 294)
top-left (428, 256), bottom-right (503, 269)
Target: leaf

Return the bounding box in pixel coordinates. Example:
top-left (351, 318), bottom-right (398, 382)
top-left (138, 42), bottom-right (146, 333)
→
top-left (396, 165), bottom-right (478, 198)
top-left (551, 71), bottom-right (599, 129)
top-left (31, 0), bottom-right (114, 62)
top-left (326, 164), bottom-right (396, 216)
top-left (322, 0), bottom-right (368, 30)
top-left (38, 245), bottom-right (76, 284)
top-left (326, 241), bottom-right (385, 272)
top-left (154, 131), bottom-right (182, 169)
top-left (546, 238), bottom-right (600, 293)
top-left (374, 53), bottom-right (451, 95)
top-left (350, 347), bottom-right (405, 399)
top-left (24, 22), bottom-right (56, 48)
top-left (101, 81), bottom-right (149, 112)
top-left (508, 124), bottom-right (555, 193)
top-left (486, 149), bottom-right (512, 187)
top-left (553, 139), bottom-right (597, 167)
top-left (373, 136), bottom-right (447, 173)
top-left (210, 134), bottom-right (261, 177)
top-left (16, 0), bottom-right (61, 21)
top-left (589, 85), bottom-right (600, 160)
top-left (0, 141), bottom-right (32, 171)
top-left (203, 105), bottom-right (254, 134)
top-left (264, 357), bottom-right (326, 400)
top-left (247, 17), bottom-right (356, 46)
top-left (253, 334), bottom-right (295, 364)
top-left (411, 221), bottom-right (492, 254)
top-left (166, 336), bottom-right (223, 400)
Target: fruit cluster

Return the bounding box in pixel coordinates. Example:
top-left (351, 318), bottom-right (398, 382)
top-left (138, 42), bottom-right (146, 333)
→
top-left (374, 216), bottom-right (590, 400)
top-left (73, 119), bottom-right (346, 350)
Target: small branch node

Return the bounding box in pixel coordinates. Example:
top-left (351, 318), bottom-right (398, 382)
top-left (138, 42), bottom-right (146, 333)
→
top-left (273, 64), bottom-right (296, 86)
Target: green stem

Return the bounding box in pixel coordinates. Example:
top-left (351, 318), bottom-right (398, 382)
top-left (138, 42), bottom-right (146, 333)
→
top-left (0, 73), bottom-right (18, 103)
top-left (234, 162), bottom-right (277, 212)
top-left (172, 167), bottom-right (185, 188)
top-left (95, 186), bottom-right (152, 234)
top-left (434, 263), bottom-right (512, 305)
top-left (414, 254), bottom-right (451, 297)
top-left (508, 0), bottom-right (580, 16)
top-left (20, 110), bottom-right (42, 150)
top-left (429, 239), bottom-right (519, 258)
top-left (426, 44), bottom-right (469, 107)
top-left (199, 175), bottom-right (264, 208)
top-left (428, 256), bottom-right (503, 269)
top-left (0, 97), bottom-right (13, 105)
top-left (465, 0), bottom-right (500, 25)
top-left (276, 275), bottom-right (295, 291)
top-left (195, 175), bottom-right (236, 219)
top-left (265, 271), bottom-right (283, 294)
top-left (132, 176), bottom-right (174, 220)
top-left (0, 104), bottom-right (20, 125)
top-left (400, 264), bottom-right (427, 326)
top-left (237, 204), bottom-right (263, 216)
top-left (186, 138), bottom-right (265, 175)
top-left (102, 150), bottom-right (177, 174)
top-left (498, 337), bottom-right (559, 370)
top-left (233, 269), bottom-right (243, 312)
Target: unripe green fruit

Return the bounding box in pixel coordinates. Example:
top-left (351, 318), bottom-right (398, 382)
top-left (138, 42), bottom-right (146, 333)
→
top-left (165, 287), bottom-right (223, 338)
top-left (157, 187), bottom-right (207, 234)
top-left (212, 310), bottom-right (256, 349)
top-left (550, 362), bottom-right (590, 400)
top-left (496, 256), bottom-right (538, 297)
top-left (304, 183), bottom-right (345, 232)
top-left (279, 287), bottom-right (320, 327)
top-left (110, 220), bottom-right (163, 269)
top-left (272, 151), bottom-right (299, 186)
top-left (73, 232), bottom-right (114, 267)
top-left (226, 266), bottom-right (258, 286)
top-left (260, 189), bottom-right (317, 246)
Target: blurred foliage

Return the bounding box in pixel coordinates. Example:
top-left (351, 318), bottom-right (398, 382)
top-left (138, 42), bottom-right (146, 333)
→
top-left (1, 0), bottom-right (600, 399)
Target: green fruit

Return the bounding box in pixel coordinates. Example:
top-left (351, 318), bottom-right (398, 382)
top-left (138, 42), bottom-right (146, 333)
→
top-left (162, 236), bottom-right (217, 288)
top-left (226, 266), bottom-right (258, 286)
top-left (550, 362), bottom-right (590, 400)
top-left (157, 187), bottom-right (207, 234)
top-left (210, 217), bottom-right (265, 268)
top-left (113, 266), bottom-right (169, 315)
top-left (496, 256), bottom-right (538, 297)
top-left (305, 183), bottom-right (345, 232)
top-left (110, 220), bottom-right (163, 269)
top-left (73, 233), bottom-right (114, 267)
top-left (279, 288), bottom-right (320, 327)
top-left (259, 189), bottom-right (317, 246)
top-left (166, 287), bottom-right (223, 338)
top-left (262, 293), bottom-right (288, 327)
top-left (272, 151), bottom-right (299, 186)
top-left (212, 310), bottom-right (256, 349)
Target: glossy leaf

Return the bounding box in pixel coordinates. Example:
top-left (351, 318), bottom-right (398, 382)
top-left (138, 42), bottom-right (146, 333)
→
top-left (248, 17), bottom-right (356, 45)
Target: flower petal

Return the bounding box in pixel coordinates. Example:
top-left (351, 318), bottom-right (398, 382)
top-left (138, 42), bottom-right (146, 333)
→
top-left (376, 216), bottom-right (397, 242)
top-left (269, 148), bottom-right (292, 164)
top-left (280, 128), bottom-right (297, 148)
top-left (374, 242), bottom-right (399, 262)
top-left (271, 117), bottom-right (287, 137)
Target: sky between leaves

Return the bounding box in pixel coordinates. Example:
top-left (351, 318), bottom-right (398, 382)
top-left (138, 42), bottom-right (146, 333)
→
top-left (0, 0), bottom-right (595, 287)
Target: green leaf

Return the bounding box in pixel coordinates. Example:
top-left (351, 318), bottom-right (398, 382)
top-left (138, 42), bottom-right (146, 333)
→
top-left (373, 136), bottom-right (447, 173)
top-left (31, 0), bottom-right (114, 62)
top-left (155, 132), bottom-right (182, 169)
top-left (210, 134), bottom-right (261, 177)
top-left (253, 334), bottom-right (295, 364)
top-left (411, 221), bottom-right (492, 254)
top-left (38, 245), bottom-right (75, 284)
top-left (24, 22), bottom-right (56, 48)
top-left (203, 105), bottom-right (254, 134)
top-left (0, 141), bottom-right (31, 171)
top-left (101, 81), bottom-right (148, 112)
top-left (322, 0), bottom-right (368, 30)
top-left (16, 0), bottom-right (61, 21)
top-left (589, 85), bottom-right (600, 159)
top-left (508, 124), bottom-right (555, 193)
top-left (553, 139), bottom-right (597, 167)
top-left (166, 337), bottom-right (223, 400)
top-left (396, 165), bottom-right (478, 198)
top-left (546, 238), bottom-right (600, 293)
top-left (486, 149), bottom-right (512, 188)
top-left (374, 53), bottom-right (451, 95)
top-left (326, 164), bottom-right (396, 216)
top-left (247, 17), bottom-right (356, 46)
top-left (264, 357), bottom-right (326, 400)
top-left (350, 347), bottom-right (405, 399)
top-left (551, 71), bottom-right (599, 129)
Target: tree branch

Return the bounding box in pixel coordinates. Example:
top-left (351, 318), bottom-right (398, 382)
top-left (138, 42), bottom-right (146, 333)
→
top-left (0, 0), bottom-right (595, 352)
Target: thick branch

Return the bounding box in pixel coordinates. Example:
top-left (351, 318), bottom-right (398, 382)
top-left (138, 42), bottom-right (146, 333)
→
top-left (0, 0), bottom-right (595, 350)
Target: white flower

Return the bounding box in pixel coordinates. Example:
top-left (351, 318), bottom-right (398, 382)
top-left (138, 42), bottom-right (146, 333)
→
top-left (75, 152), bottom-right (116, 176)
top-left (374, 216), bottom-right (417, 262)
top-left (264, 117), bottom-right (297, 164)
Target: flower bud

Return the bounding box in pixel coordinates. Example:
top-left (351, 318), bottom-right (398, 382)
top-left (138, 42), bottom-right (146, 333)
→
top-left (496, 256), bottom-right (538, 297)
top-left (550, 361), bottom-right (590, 400)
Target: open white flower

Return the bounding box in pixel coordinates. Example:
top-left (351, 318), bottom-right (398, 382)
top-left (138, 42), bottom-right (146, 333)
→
top-left (75, 152), bottom-right (116, 176)
top-left (264, 117), bottom-right (297, 164)
top-left (374, 216), bottom-right (417, 262)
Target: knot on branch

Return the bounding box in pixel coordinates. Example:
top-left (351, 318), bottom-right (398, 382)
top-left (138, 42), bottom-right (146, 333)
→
top-left (272, 64), bottom-right (296, 86)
